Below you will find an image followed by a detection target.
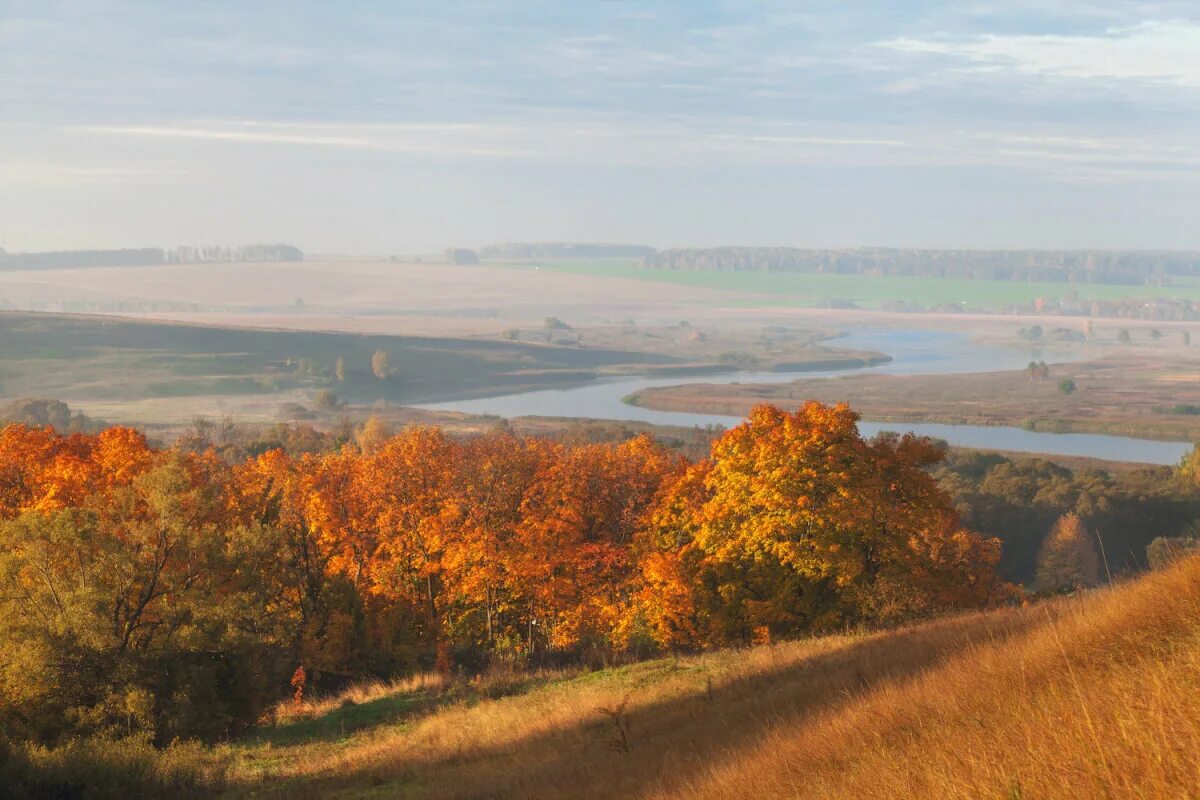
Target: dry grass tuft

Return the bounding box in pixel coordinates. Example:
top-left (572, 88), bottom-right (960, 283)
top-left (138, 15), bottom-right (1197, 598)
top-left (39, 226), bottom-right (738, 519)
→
top-left (267, 673), bottom-right (453, 726)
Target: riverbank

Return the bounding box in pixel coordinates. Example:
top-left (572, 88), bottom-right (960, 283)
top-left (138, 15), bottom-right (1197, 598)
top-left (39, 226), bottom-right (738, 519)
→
top-left (628, 350), bottom-right (1200, 444)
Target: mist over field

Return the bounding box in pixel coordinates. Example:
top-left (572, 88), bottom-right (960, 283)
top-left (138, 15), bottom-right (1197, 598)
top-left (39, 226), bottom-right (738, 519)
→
top-left (2, 3), bottom-right (1200, 799)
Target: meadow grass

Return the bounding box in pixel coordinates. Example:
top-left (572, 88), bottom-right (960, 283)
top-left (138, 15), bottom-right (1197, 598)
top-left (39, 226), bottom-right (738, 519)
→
top-left (213, 555), bottom-right (1200, 799)
top-left (0, 735), bottom-right (227, 800)
top-left (13, 557), bottom-right (1197, 799)
top-left (0, 311), bottom-right (675, 408)
top-left (666, 555), bottom-right (1200, 800)
top-left (221, 609), bottom-right (1049, 798)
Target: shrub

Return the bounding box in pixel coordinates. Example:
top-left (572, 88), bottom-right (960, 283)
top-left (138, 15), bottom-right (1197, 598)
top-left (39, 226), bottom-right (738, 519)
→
top-left (1146, 536), bottom-right (1200, 570)
top-left (0, 734), bottom-right (226, 800)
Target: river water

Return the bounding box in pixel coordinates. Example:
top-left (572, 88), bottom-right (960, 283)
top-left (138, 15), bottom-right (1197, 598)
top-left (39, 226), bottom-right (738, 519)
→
top-left (417, 329), bottom-right (1193, 465)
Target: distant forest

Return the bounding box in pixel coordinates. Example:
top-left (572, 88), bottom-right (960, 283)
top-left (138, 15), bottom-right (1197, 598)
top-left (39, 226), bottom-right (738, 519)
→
top-left (480, 242), bottom-right (656, 259)
top-left (643, 247), bottom-right (1200, 287)
top-left (0, 243), bottom-right (303, 269)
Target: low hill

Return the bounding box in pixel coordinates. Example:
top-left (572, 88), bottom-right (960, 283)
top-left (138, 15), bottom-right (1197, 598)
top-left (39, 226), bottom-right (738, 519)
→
top-left (9, 553), bottom-right (1174, 799)
top-left (7, 556), bottom-right (1198, 798)
top-left (0, 311), bottom-right (679, 408)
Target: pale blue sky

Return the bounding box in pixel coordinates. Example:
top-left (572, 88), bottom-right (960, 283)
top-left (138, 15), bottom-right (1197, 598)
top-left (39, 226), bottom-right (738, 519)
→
top-left (2, 1), bottom-right (1199, 252)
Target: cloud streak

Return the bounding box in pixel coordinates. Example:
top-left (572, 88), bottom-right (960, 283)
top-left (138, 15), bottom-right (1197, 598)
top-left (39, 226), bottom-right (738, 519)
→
top-left (4, 3), bottom-right (1200, 249)
top-left (66, 118), bottom-right (1200, 185)
top-left (883, 20), bottom-right (1200, 89)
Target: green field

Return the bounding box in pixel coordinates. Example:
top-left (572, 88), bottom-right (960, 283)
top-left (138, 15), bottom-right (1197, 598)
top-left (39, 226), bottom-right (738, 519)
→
top-left (495, 260), bottom-right (1200, 311)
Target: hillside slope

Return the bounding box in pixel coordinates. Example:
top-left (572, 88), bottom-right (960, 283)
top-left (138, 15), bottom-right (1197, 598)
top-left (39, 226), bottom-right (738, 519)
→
top-left (218, 556), bottom-right (1200, 799)
top-left (669, 555), bottom-right (1200, 800)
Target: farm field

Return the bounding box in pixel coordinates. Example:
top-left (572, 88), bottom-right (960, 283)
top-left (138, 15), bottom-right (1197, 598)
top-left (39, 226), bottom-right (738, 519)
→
top-left (0, 260), bottom-right (732, 328)
top-left (6, 259), bottom-right (1200, 335)
top-left (493, 259), bottom-right (1200, 311)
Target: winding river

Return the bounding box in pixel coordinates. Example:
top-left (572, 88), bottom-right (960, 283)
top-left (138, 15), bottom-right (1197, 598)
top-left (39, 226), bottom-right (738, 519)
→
top-left (418, 329), bottom-right (1193, 465)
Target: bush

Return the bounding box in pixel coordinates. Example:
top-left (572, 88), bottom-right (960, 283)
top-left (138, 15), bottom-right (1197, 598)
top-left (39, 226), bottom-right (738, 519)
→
top-left (1146, 536), bottom-right (1200, 570)
top-left (0, 734), bottom-right (226, 800)
top-left (1169, 404), bottom-right (1200, 416)
top-left (313, 389), bottom-right (342, 411)
top-left (1058, 379), bottom-right (1076, 395)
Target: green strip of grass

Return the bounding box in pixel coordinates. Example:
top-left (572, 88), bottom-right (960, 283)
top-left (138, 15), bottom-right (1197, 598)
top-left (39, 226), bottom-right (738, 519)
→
top-left (495, 261), bottom-right (1200, 311)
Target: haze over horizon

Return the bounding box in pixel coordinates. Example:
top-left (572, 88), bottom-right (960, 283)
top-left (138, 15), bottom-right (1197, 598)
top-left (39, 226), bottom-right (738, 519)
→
top-left (3, 1), bottom-right (1200, 254)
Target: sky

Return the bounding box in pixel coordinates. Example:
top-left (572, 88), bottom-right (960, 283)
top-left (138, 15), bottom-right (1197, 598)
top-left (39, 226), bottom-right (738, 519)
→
top-left (2, 1), bottom-right (1200, 253)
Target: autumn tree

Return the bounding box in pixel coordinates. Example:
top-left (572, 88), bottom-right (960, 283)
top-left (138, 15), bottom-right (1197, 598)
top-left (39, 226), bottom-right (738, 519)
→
top-left (356, 427), bottom-right (460, 653)
top-left (635, 404), bottom-right (1004, 645)
top-left (513, 435), bottom-right (681, 653)
top-left (355, 415), bottom-right (392, 454)
top-left (0, 450), bottom-right (294, 744)
top-left (445, 433), bottom-right (550, 653)
top-left (1175, 443), bottom-right (1200, 490)
top-left (1034, 512), bottom-right (1102, 593)
top-left (371, 349), bottom-right (390, 380)
top-left (229, 448), bottom-right (369, 679)
top-left (0, 411), bottom-right (1013, 741)
top-left (314, 389), bottom-right (341, 411)
top-left (335, 356), bottom-right (346, 382)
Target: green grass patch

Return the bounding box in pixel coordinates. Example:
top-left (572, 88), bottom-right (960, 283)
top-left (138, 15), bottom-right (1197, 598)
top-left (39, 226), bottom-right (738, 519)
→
top-left (496, 261), bottom-right (1200, 311)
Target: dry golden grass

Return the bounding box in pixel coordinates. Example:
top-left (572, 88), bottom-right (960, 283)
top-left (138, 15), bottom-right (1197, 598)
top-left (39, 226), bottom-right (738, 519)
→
top-left (666, 556), bottom-right (1200, 800)
top-left (220, 557), bottom-right (1200, 800)
top-left (267, 673), bottom-right (452, 726)
top-left (223, 608), bottom-right (1045, 798)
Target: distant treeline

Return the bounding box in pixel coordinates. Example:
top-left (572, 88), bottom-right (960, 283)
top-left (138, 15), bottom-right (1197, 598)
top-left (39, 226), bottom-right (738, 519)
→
top-left (643, 247), bottom-right (1200, 286)
top-left (480, 242), bottom-right (656, 259)
top-left (166, 244), bottom-right (303, 263)
top-left (0, 243), bottom-right (303, 269)
top-left (882, 295), bottom-right (1200, 321)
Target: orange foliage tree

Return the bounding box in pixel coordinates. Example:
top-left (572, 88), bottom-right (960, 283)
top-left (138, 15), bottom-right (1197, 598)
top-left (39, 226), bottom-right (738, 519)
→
top-left (0, 404), bottom-right (1007, 743)
top-left (634, 404), bottom-right (1005, 645)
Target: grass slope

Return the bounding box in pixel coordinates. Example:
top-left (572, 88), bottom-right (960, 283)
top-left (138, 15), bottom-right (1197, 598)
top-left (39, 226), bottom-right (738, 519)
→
top-left (0, 311), bottom-right (677, 406)
top-left (211, 555), bottom-right (1200, 799)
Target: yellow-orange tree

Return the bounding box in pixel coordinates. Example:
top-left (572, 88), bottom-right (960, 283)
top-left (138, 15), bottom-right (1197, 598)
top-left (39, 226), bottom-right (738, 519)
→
top-left (636, 403), bottom-right (1005, 646)
top-left (0, 427), bottom-right (294, 743)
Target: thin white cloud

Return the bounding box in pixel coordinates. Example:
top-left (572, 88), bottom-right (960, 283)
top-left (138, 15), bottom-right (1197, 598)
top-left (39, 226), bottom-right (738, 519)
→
top-left (740, 135), bottom-right (909, 148)
top-left (62, 118), bottom-right (1200, 184)
top-left (0, 161), bottom-right (183, 187)
top-left (69, 119), bottom-right (920, 166)
top-left (72, 123), bottom-right (546, 159)
top-left (883, 20), bottom-right (1200, 88)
